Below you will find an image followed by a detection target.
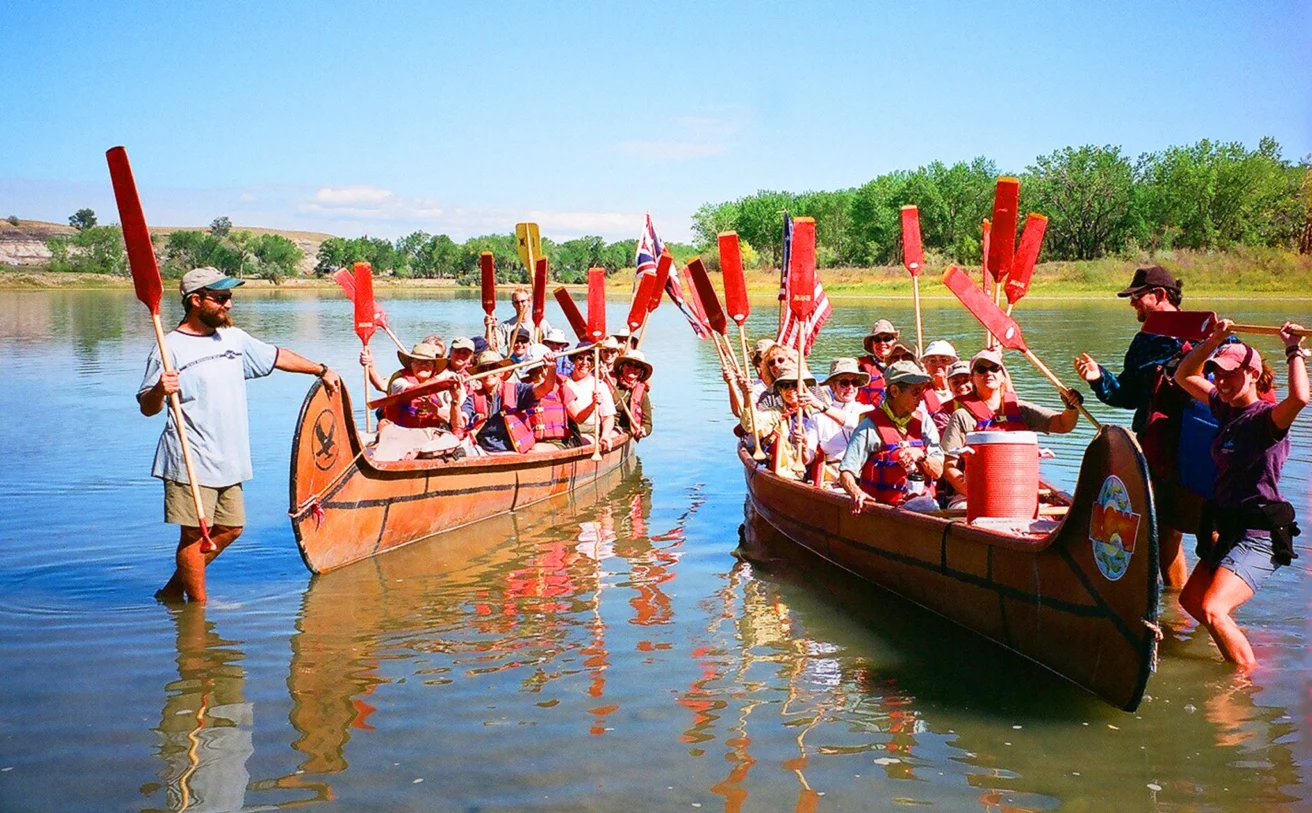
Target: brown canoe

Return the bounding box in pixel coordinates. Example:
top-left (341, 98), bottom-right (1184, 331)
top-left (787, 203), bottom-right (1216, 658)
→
top-left (289, 379), bottom-right (635, 574)
top-left (741, 424), bottom-right (1161, 711)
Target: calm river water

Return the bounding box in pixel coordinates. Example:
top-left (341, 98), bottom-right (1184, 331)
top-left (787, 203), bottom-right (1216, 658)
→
top-left (0, 287), bottom-right (1308, 812)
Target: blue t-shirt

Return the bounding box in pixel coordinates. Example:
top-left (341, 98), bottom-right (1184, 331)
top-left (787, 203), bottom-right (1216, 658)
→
top-left (137, 327), bottom-right (279, 486)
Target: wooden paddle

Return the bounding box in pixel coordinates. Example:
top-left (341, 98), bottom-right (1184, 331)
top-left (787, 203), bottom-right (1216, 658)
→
top-left (353, 262), bottom-right (377, 433)
top-left (785, 217), bottom-right (818, 475)
top-left (636, 251), bottom-right (672, 348)
top-left (626, 273), bottom-right (658, 337)
top-left (107, 146), bottom-right (214, 553)
top-left (942, 265), bottom-right (1100, 428)
top-left (587, 268), bottom-right (607, 461)
top-left (554, 287), bottom-right (589, 342)
top-left (515, 222), bottom-right (541, 274)
top-left (719, 230), bottom-right (767, 459)
top-left (532, 257), bottom-right (548, 341)
top-left (1004, 214), bottom-right (1048, 316)
top-left (480, 252), bottom-right (497, 346)
top-left (687, 256), bottom-right (741, 375)
top-left (368, 343), bottom-right (598, 410)
top-left (331, 267), bottom-right (405, 350)
top-left (1142, 311), bottom-right (1312, 342)
top-left (900, 205), bottom-right (926, 357)
top-left (980, 218), bottom-right (993, 347)
top-left (987, 178), bottom-right (1020, 300)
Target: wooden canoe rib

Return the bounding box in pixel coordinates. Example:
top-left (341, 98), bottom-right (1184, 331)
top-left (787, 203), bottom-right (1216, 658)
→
top-left (290, 379), bottom-right (634, 574)
top-left (741, 424), bottom-right (1160, 711)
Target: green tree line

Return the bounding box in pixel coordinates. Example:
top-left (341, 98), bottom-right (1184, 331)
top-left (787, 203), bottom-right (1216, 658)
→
top-left (691, 138), bottom-right (1311, 266)
top-left (314, 232), bottom-right (696, 284)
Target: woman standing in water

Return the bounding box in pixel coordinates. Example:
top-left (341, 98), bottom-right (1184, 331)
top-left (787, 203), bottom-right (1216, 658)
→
top-left (1174, 319), bottom-right (1307, 669)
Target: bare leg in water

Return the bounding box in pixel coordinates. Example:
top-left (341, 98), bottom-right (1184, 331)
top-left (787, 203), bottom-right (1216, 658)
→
top-left (1179, 561), bottom-right (1258, 669)
top-left (156, 524), bottom-right (243, 604)
top-left (1160, 527), bottom-right (1187, 590)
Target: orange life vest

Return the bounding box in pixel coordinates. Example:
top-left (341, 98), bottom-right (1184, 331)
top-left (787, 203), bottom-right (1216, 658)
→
top-left (383, 373), bottom-right (448, 429)
top-left (857, 409), bottom-right (935, 505)
top-left (471, 381), bottom-right (536, 452)
top-left (956, 391), bottom-right (1026, 432)
top-left (528, 385), bottom-right (570, 441)
top-left (855, 355), bottom-right (886, 406)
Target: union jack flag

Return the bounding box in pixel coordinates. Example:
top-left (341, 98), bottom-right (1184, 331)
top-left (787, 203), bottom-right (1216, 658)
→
top-left (777, 212), bottom-right (831, 355)
top-left (634, 213), bottom-right (708, 338)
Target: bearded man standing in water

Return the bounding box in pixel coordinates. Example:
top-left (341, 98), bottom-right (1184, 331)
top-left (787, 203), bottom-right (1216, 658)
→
top-left (137, 268), bottom-right (342, 603)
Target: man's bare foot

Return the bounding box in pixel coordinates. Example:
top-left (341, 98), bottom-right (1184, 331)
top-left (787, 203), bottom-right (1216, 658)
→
top-left (154, 587), bottom-right (185, 604)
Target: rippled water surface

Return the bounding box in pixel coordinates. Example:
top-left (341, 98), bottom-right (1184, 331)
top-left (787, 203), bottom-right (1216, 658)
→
top-left (0, 287), bottom-right (1308, 811)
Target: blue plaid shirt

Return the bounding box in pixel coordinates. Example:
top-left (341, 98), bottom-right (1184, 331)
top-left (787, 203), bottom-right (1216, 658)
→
top-left (1089, 332), bottom-right (1186, 434)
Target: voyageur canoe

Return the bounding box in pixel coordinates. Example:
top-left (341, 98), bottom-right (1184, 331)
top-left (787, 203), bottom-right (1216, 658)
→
top-left (289, 379), bottom-right (635, 574)
top-left (740, 424), bottom-right (1161, 711)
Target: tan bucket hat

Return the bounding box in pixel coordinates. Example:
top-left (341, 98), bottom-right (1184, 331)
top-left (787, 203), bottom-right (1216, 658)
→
top-left (862, 319), bottom-right (899, 354)
top-left (614, 349), bottom-right (653, 382)
top-left (821, 357), bottom-right (870, 387)
top-left (471, 350), bottom-right (513, 374)
top-left (771, 360), bottom-right (817, 391)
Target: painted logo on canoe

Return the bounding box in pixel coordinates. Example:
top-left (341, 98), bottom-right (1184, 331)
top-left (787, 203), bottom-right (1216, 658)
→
top-left (312, 408), bottom-right (339, 471)
top-left (1090, 475), bottom-right (1141, 581)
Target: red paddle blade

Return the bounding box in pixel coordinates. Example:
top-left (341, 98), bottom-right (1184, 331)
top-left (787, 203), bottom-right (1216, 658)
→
top-left (353, 262), bottom-right (376, 344)
top-left (718, 231), bottom-right (750, 324)
top-left (1005, 214), bottom-right (1048, 306)
top-left (479, 252), bottom-right (496, 316)
top-left (900, 206), bottom-right (924, 277)
top-left (554, 287), bottom-right (589, 341)
top-left (627, 272), bottom-right (657, 331)
top-left (587, 268), bottom-right (607, 340)
top-left (1142, 310), bottom-right (1217, 342)
top-left (106, 147), bottom-right (162, 314)
top-left (532, 257), bottom-right (548, 327)
top-left (986, 178), bottom-right (1020, 282)
top-left (942, 265), bottom-right (1028, 352)
top-left (788, 217), bottom-right (817, 320)
top-left (332, 267), bottom-right (356, 300)
top-left (680, 263), bottom-right (711, 327)
top-left (648, 251), bottom-right (673, 313)
top-left (687, 257), bottom-right (728, 335)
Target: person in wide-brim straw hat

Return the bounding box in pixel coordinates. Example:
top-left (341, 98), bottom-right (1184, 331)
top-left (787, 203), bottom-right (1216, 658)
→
top-left (396, 342), bottom-right (449, 372)
top-left (614, 350), bottom-right (655, 438)
top-left (812, 358), bottom-right (875, 471)
top-left (856, 319), bottom-right (900, 406)
top-left (471, 350), bottom-right (514, 375)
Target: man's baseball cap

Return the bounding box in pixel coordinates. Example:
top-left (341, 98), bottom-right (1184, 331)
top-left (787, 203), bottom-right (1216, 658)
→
top-left (180, 267), bottom-right (244, 297)
top-left (884, 360), bottom-right (932, 386)
top-left (1117, 266), bottom-right (1181, 298)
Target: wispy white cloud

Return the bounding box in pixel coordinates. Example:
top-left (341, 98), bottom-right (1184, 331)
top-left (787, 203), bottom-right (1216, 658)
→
top-left (614, 111), bottom-right (749, 161)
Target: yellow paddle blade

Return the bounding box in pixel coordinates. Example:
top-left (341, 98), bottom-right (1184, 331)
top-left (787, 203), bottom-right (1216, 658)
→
top-left (515, 222), bottom-right (542, 271)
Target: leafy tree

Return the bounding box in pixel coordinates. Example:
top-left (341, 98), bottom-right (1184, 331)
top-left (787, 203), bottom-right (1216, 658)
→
top-left (47, 226), bottom-right (126, 275)
top-left (690, 201), bottom-right (741, 250)
top-left (209, 216), bottom-right (232, 238)
top-left (1024, 145), bottom-right (1134, 260)
top-left (249, 233), bottom-right (303, 278)
top-left (6, 215), bottom-right (18, 226)
top-left (69, 208), bottom-right (97, 230)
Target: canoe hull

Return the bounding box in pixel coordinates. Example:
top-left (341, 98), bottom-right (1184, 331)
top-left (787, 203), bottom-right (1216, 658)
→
top-left (742, 424), bottom-right (1160, 711)
top-left (290, 379), bottom-right (633, 574)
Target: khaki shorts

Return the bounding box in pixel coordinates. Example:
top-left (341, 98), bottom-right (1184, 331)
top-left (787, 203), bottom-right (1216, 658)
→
top-left (163, 480), bottom-right (245, 527)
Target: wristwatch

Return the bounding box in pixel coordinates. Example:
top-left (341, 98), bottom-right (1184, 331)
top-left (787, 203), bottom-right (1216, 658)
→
top-left (318, 363), bottom-right (329, 377)
top-left (1285, 346), bottom-right (1309, 361)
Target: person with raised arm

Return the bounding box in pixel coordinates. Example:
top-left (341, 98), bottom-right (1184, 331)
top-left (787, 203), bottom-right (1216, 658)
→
top-left (139, 268), bottom-right (342, 603)
top-left (1173, 319), bottom-right (1307, 669)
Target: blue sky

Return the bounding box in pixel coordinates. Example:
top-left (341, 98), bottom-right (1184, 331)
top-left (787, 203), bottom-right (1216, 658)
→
top-left (3, 1), bottom-right (1308, 243)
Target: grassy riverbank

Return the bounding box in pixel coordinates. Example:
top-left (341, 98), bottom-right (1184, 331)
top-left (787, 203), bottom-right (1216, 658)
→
top-left (5, 247), bottom-right (1310, 298)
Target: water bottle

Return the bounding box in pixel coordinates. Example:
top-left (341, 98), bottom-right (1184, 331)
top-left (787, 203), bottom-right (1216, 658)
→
top-left (905, 469), bottom-right (926, 496)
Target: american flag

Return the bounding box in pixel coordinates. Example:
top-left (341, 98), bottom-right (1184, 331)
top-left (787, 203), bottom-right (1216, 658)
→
top-left (776, 213), bottom-right (831, 355)
top-left (634, 213), bottom-right (708, 338)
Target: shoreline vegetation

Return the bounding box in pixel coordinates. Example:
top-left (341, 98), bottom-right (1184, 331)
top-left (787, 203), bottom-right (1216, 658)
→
top-left (6, 247), bottom-right (1310, 299)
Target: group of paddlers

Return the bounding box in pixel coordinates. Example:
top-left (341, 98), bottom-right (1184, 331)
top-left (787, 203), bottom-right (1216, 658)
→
top-left (727, 264), bottom-right (1307, 670)
top-left (356, 286), bottom-right (654, 462)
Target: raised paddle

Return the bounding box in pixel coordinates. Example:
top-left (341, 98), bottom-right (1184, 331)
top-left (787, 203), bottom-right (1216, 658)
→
top-left (532, 257), bottom-right (548, 341)
top-left (480, 252), bottom-right (497, 346)
top-left (942, 265), bottom-right (1100, 428)
top-left (635, 251), bottom-right (673, 348)
top-left (626, 272), bottom-right (658, 336)
top-left (719, 231), bottom-right (767, 459)
top-left (686, 256), bottom-right (744, 395)
top-left (900, 205), bottom-right (926, 357)
top-left (331, 267), bottom-right (405, 351)
top-left (987, 177), bottom-right (1020, 288)
top-left (515, 222), bottom-right (542, 275)
top-left (1142, 311), bottom-right (1312, 343)
top-left (353, 262), bottom-right (377, 433)
top-left (107, 145), bottom-right (214, 553)
top-left (587, 268), bottom-right (607, 461)
top-left (784, 217), bottom-right (819, 475)
top-left (554, 287), bottom-right (589, 342)
top-left (980, 218), bottom-right (994, 347)
top-left (1004, 214), bottom-right (1048, 315)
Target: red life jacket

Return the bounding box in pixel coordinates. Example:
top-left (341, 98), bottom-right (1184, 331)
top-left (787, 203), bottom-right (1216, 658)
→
top-left (857, 408), bottom-right (935, 505)
top-left (956, 391), bottom-right (1026, 432)
top-left (383, 373), bottom-right (447, 429)
top-left (922, 388), bottom-right (944, 416)
top-left (471, 381), bottom-right (536, 452)
top-left (528, 386), bottom-right (570, 441)
top-left (855, 355), bottom-right (886, 406)
top-left (618, 382), bottom-right (647, 430)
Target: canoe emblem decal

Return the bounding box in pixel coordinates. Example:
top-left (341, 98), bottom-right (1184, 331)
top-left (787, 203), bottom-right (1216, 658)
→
top-left (312, 408), bottom-right (339, 471)
top-left (1089, 475), bottom-right (1141, 581)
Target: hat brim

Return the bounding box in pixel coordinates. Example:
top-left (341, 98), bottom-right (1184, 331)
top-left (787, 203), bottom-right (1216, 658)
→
top-left (1116, 285), bottom-right (1147, 298)
top-left (397, 350), bottom-right (448, 371)
top-left (206, 277), bottom-right (245, 290)
top-left (886, 372), bottom-right (932, 386)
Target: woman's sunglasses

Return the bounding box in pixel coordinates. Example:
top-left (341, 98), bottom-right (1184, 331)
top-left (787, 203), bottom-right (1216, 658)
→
top-left (870, 334), bottom-right (896, 343)
top-left (832, 377), bottom-right (862, 387)
top-left (972, 364), bottom-right (1003, 375)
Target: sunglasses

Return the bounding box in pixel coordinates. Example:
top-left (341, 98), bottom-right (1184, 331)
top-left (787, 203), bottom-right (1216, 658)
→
top-left (201, 291), bottom-right (233, 304)
top-left (972, 364), bottom-right (1003, 375)
top-left (777, 382), bottom-right (799, 390)
top-left (767, 358), bottom-right (789, 366)
top-left (871, 334), bottom-right (896, 342)
top-left (512, 298), bottom-right (530, 305)
top-left (832, 377), bottom-right (862, 387)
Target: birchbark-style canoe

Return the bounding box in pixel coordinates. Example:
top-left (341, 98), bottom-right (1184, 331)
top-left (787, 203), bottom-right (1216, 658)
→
top-left (740, 424), bottom-right (1161, 711)
top-left (289, 379), bottom-right (635, 574)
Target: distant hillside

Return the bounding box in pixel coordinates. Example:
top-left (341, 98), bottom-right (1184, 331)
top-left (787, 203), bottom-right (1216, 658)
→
top-left (0, 219), bottom-right (336, 274)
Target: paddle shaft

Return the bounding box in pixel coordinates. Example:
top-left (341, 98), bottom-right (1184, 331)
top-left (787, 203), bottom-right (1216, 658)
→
top-left (361, 337), bottom-right (372, 432)
top-left (1233, 324), bottom-right (1311, 338)
top-left (737, 323), bottom-right (767, 460)
top-left (591, 346), bottom-right (603, 461)
top-left (912, 277), bottom-right (924, 357)
top-left (1021, 348), bottom-right (1100, 428)
top-left (150, 313), bottom-right (212, 542)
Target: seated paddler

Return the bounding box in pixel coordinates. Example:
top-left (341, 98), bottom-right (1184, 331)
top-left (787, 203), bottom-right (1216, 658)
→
top-left (458, 350), bottom-right (559, 453)
top-left (753, 360), bottom-right (822, 481)
top-left (812, 358), bottom-right (874, 482)
top-left (561, 347), bottom-right (619, 452)
top-left (940, 348), bottom-right (1083, 508)
top-left (838, 361), bottom-right (944, 514)
top-left (614, 350), bottom-right (654, 439)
